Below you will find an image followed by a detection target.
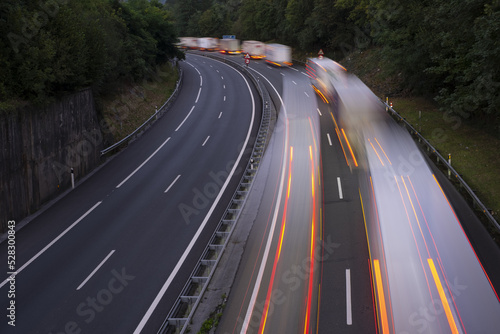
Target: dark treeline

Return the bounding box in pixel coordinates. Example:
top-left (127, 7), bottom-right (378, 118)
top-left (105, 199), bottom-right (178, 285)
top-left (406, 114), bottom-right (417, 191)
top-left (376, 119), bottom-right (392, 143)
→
top-left (168, 0), bottom-right (500, 131)
top-left (0, 0), bottom-right (184, 107)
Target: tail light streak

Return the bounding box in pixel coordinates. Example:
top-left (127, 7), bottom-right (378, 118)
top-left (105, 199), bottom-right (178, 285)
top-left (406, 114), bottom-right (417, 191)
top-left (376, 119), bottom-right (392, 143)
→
top-left (258, 147), bottom-right (294, 333)
top-left (341, 129), bottom-right (358, 167)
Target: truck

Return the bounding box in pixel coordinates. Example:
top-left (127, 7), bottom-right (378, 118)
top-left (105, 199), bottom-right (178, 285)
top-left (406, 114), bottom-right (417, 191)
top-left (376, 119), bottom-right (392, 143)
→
top-left (198, 37), bottom-right (219, 51)
top-left (265, 44), bottom-right (292, 67)
top-left (219, 39), bottom-right (241, 55)
top-left (241, 40), bottom-right (266, 59)
top-left (179, 37), bottom-right (198, 49)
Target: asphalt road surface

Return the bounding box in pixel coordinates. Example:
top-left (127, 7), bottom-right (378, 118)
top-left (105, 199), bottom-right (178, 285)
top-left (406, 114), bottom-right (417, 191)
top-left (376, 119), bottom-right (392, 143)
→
top-left (0, 53), bottom-right (260, 334)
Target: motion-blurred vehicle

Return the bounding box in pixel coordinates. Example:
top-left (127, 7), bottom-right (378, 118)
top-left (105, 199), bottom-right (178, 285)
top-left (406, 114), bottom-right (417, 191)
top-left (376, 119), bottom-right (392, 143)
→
top-left (198, 37), bottom-right (219, 51)
top-left (265, 44), bottom-right (292, 67)
top-left (241, 40), bottom-right (266, 59)
top-left (219, 38), bottom-right (241, 55)
top-left (306, 57), bottom-right (347, 103)
top-left (179, 37), bottom-right (198, 50)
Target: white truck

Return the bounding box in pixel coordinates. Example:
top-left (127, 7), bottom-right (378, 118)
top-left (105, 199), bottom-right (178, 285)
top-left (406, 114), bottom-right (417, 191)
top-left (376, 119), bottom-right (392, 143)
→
top-left (179, 37), bottom-right (198, 49)
top-left (265, 44), bottom-right (292, 67)
top-left (198, 37), bottom-right (219, 51)
top-left (219, 39), bottom-right (241, 55)
top-left (241, 40), bottom-right (266, 59)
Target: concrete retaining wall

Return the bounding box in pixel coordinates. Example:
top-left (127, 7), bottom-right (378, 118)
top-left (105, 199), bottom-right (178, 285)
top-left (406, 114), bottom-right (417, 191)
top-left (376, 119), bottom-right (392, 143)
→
top-left (0, 88), bottom-right (104, 231)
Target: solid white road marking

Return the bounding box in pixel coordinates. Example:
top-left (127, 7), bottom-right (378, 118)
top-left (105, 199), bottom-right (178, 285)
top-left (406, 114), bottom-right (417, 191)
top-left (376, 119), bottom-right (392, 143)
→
top-left (175, 105), bottom-right (195, 132)
top-left (134, 54), bottom-right (256, 334)
top-left (317, 108), bottom-right (322, 116)
top-left (0, 201), bottom-right (103, 289)
top-left (346, 269), bottom-right (352, 325)
top-left (164, 174), bottom-right (181, 193)
top-left (291, 67), bottom-right (299, 72)
top-left (202, 135), bottom-right (210, 147)
top-left (221, 75), bottom-right (224, 80)
top-left (224, 96), bottom-right (226, 101)
top-left (77, 250), bottom-right (115, 290)
top-left (200, 76), bottom-right (203, 86)
top-left (116, 137), bottom-right (171, 188)
top-left (195, 87), bottom-right (201, 103)
top-left (218, 112), bottom-right (223, 119)
top-left (292, 80), bottom-right (297, 85)
top-left (223, 84), bottom-right (226, 89)
top-left (337, 177), bottom-right (344, 200)
top-left (327, 133), bottom-right (333, 146)
top-left (280, 72), bottom-right (285, 76)
top-left (304, 91), bottom-right (309, 97)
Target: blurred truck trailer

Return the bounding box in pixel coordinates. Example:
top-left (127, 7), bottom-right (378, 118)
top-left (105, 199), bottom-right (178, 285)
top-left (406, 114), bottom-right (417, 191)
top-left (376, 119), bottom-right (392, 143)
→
top-left (242, 40), bottom-right (266, 59)
top-left (265, 44), bottom-right (292, 67)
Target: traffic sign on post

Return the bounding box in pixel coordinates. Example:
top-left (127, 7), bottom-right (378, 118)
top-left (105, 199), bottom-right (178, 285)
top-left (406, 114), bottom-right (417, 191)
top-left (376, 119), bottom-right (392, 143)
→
top-left (318, 49), bottom-right (324, 59)
top-left (244, 53), bottom-right (250, 59)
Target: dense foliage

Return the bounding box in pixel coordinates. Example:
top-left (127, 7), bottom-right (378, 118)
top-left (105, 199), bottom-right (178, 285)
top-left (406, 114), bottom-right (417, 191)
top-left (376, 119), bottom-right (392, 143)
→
top-left (168, 0), bottom-right (500, 131)
top-left (0, 0), bottom-right (184, 107)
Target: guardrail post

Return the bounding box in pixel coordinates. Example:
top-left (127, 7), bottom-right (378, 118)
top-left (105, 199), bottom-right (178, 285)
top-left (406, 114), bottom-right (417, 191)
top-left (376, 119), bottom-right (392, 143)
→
top-left (71, 168), bottom-right (75, 189)
top-left (448, 153), bottom-right (451, 179)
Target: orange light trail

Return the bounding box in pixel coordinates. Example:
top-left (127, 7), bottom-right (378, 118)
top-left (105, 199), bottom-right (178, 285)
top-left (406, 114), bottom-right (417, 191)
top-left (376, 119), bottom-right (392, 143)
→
top-left (370, 177), bottom-right (395, 332)
top-left (312, 85), bottom-right (329, 103)
top-left (428, 258), bottom-right (460, 334)
top-left (308, 118), bottom-right (319, 158)
top-left (374, 138), bottom-right (392, 165)
top-left (341, 129), bottom-right (358, 167)
top-left (330, 112), bottom-right (339, 130)
top-left (395, 176), bottom-right (434, 301)
top-left (368, 139), bottom-right (385, 166)
top-left (335, 128), bottom-right (349, 166)
top-left (359, 191), bottom-right (379, 333)
top-left (304, 145), bottom-right (316, 334)
top-left (407, 176), bottom-right (467, 330)
top-left (258, 146), bottom-right (294, 334)
top-left (373, 259), bottom-right (389, 334)
top-left (432, 174), bottom-right (500, 302)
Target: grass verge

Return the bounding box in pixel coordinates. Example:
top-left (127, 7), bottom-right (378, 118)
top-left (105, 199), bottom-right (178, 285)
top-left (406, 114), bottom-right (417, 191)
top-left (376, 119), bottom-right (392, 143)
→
top-left (99, 63), bottom-right (179, 143)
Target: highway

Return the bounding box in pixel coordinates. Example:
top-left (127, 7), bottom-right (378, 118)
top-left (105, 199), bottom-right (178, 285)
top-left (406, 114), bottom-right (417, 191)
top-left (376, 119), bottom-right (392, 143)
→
top-left (2, 50), bottom-right (500, 334)
top-left (216, 56), bottom-right (377, 333)
top-left (213, 54), bottom-right (500, 334)
top-left (0, 53), bottom-right (259, 333)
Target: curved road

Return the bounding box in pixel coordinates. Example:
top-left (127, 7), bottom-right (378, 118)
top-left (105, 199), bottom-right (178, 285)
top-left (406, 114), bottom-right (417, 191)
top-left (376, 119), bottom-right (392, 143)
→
top-left (0, 53), bottom-right (259, 333)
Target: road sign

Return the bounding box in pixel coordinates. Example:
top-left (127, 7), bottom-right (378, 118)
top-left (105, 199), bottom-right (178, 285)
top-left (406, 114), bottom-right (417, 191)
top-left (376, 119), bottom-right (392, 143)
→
top-left (244, 53), bottom-right (250, 59)
top-left (222, 35), bottom-right (236, 39)
top-left (245, 58), bottom-right (250, 65)
top-left (318, 49), bottom-right (324, 59)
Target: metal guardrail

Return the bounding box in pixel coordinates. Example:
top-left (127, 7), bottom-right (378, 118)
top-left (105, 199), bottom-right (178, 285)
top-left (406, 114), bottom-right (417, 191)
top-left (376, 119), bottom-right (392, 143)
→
top-left (100, 65), bottom-right (184, 156)
top-left (385, 103), bottom-right (500, 232)
top-left (157, 52), bottom-right (274, 334)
